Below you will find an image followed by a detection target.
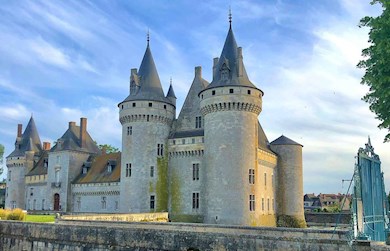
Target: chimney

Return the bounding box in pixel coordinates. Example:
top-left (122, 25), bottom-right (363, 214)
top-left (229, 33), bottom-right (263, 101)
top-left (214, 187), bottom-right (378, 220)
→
top-left (212, 57), bottom-right (219, 80)
top-left (80, 118), bottom-right (87, 149)
top-left (69, 121), bottom-right (76, 129)
top-left (17, 124), bottom-right (22, 137)
top-left (195, 66), bottom-right (202, 78)
top-left (43, 142), bottom-right (51, 151)
top-left (237, 47), bottom-right (243, 77)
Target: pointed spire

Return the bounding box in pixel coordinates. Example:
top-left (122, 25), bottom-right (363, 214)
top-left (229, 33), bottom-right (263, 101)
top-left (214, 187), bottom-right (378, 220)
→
top-left (147, 29), bottom-right (150, 46)
top-left (229, 7), bottom-right (232, 29)
top-left (7, 116), bottom-right (42, 157)
top-left (120, 33), bottom-right (175, 105)
top-left (167, 78), bottom-right (177, 99)
top-left (204, 17), bottom-right (258, 90)
top-left (22, 116), bottom-right (42, 152)
top-left (137, 39), bottom-right (165, 98)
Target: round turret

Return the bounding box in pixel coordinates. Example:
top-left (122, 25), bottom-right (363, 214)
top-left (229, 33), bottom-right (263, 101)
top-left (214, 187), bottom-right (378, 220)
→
top-left (270, 135), bottom-right (306, 227)
top-left (118, 40), bottom-right (176, 213)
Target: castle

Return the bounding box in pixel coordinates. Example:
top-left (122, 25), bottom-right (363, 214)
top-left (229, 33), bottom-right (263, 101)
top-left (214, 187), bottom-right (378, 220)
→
top-left (5, 19), bottom-right (305, 226)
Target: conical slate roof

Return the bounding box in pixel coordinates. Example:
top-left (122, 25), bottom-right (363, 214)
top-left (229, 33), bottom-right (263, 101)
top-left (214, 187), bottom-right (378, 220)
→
top-left (270, 135), bottom-right (303, 147)
top-left (166, 84), bottom-right (176, 99)
top-left (204, 25), bottom-right (259, 91)
top-left (8, 116), bottom-right (42, 157)
top-left (121, 43), bottom-right (173, 105)
top-left (170, 67), bottom-right (209, 138)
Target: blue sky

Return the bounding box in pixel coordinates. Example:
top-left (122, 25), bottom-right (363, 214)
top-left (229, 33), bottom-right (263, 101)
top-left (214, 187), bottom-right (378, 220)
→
top-left (0, 0), bottom-right (388, 194)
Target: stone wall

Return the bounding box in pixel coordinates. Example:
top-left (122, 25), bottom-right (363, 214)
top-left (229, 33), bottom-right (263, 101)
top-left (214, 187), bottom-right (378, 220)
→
top-left (0, 220), bottom-right (363, 251)
top-left (305, 212), bottom-right (352, 226)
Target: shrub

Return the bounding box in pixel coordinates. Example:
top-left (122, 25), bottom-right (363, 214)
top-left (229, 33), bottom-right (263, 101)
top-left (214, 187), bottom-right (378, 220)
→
top-left (7, 208), bottom-right (26, 221)
top-left (0, 208), bottom-right (10, 220)
top-left (277, 215), bottom-right (307, 228)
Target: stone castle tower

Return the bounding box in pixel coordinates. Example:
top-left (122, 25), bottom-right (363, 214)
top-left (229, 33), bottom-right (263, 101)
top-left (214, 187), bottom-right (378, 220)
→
top-left (199, 23), bottom-right (263, 225)
top-left (5, 117), bottom-right (43, 209)
top-left (118, 39), bottom-right (176, 212)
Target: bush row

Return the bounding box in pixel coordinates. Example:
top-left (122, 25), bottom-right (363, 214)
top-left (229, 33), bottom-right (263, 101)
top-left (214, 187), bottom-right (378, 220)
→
top-left (0, 208), bottom-right (26, 221)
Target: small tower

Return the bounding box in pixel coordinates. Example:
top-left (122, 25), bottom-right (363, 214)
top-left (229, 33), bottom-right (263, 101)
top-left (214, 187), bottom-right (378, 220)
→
top-left (270, 135), bottom-right (306, 227)
top-left (118, 36), bottom-right (175, 213)
top-left (5, 116), bottom-right (42, 209)
top-left (199, 17), bottom-right (263, 225)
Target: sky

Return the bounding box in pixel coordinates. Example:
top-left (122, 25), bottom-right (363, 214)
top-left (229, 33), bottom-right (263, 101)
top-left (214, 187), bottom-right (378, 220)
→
top-left (0, 0), bottom-right (388, 195)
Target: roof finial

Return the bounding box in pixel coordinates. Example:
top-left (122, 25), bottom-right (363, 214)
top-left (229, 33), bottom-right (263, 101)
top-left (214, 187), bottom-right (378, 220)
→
top-left (147, 29), bottom-right (150, 45)
top-left (170, 77), bottom-right (172, 86)
top-left (229, 6), bottom-right (232, 28)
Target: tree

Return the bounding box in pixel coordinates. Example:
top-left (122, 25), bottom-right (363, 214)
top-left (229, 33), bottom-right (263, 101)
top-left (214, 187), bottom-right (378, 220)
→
top-left (98, 144), bottom-right (119, 154)
top-left (358, 0), bottom-right (390, 143)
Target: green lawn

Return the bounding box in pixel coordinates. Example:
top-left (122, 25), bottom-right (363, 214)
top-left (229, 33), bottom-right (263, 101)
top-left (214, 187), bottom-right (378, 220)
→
top-left (25, 214), bottom-right (55, 223)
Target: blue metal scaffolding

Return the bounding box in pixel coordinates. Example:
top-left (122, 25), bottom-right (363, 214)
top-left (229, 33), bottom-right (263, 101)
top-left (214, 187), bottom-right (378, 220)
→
top-left (352, 137), bottom-right (389, 241)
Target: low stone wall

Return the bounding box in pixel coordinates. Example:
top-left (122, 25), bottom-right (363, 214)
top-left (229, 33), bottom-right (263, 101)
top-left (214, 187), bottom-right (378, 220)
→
top-left (0, 220), bottom-right (373, 251)
top-left (60, 212), bottom-right (168, 222)
top-left (305, 212), bottom-right (352, 227)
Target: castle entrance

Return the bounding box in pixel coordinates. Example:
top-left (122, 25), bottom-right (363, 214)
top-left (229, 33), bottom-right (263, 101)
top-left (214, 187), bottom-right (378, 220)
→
top-left (53, 193), bottom-right (60, 211)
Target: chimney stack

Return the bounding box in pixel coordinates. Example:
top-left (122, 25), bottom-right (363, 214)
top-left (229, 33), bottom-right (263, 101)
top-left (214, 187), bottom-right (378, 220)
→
top-left (212, 57), bottom-right (219, 80)
top-left (80, 118), bottom-right (87, 149)
top-left (43, 142), bottom-right (51, 151)
top-left (17, 124), bottom-right (22, 137)
top-left (195, 66), bottom-right (202, 78)
top-left (69, 121), bottom-right (76, 128)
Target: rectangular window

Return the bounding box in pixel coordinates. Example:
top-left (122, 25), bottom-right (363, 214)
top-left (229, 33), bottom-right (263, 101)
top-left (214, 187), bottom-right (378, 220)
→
top-left (101, 196), bottom-right (106, 209)
top-left (33, 199), bottom-right (36, 210)
top-left (149, 102), bottom-right (153, 107)
top-left (182, 139), bottom-right (185, 144)
top-left (127, 126), bottom-right (132, 135)
top-left (249, 195), bottom-right (255, 211)
top-left (115, 201), bottom-right (119, 210)
top-left (173, 140), bottom-right (176, 145)
top-left (212, 90), bottom-right (216, 95)
top-left (192, 138), bottom-right (195, 144)
top-left (192, 192), bottom-right (199, 209)
top-left (229, 88), bottom-right (234, 93)
top-left (30, 188), bottom-right (34, 196)
top-left (193, 163), bottom-right (200, 180)
top-left (8, 171), bottom-right (11, 181)
top-left (267, 198), bottom-right (270, 211)
top-left (42, 199), bottom-right (45, 210)
top-left (150, 166), bottom-right (154, 177)
top-left (247, 90), bottom-right (251, 95)
top-left (262, 198), bottom-right (265, 211)
top-left (264, 173), bottom-right (267, 187)
top-left (164, 105), bottom-right (167, 109)
top-left (249, 169), bottom-right (255, 184)
top-left (76, 197), bottom-right (81, 210)
top-left (157, 144), bottom-right (164, 156)
top-left (126, 163), bottom-right (132, 177)
top-left (132, 102), bottom-right (136, 107)
top-left (150, 195), bottom-right (155, 209)
top-left (195, 116), bottom-right (202, 128)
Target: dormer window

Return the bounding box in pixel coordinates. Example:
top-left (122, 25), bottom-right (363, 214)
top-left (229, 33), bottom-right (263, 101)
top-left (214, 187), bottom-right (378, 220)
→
top-left (107, 160), bottom-right (116, 173)
top-left (220, 63), bottom-right (229, 81)
top-left (43, 158), bottom-right (48, 168)
top-left (82, 167), bottom-right (88, 174)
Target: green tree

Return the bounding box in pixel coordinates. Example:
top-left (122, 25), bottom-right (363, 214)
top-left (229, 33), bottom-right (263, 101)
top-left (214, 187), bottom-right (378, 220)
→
top-left (358, 0), bottom-right (390, 142)
top-left (98, 144), bottom-right (119, 154)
